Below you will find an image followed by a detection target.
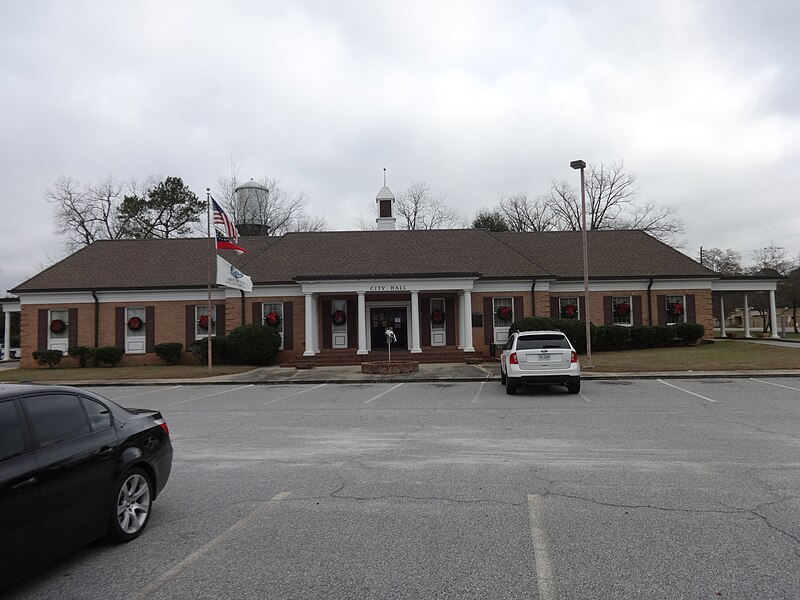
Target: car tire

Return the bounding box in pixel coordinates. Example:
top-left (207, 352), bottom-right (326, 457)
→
top-left (506, 378), bottom-right (518, 395)
top-left (107, 467), bottom-right (153, 543)
top-left (500, 368), bottom-right (507, 385)
top-left (566, 379), bottom-right (581, 394)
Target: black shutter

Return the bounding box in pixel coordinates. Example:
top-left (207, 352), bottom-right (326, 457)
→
top-left (347, 299), bottom-right (357, 349)
top-left (513, 296), bottom-right (524, 321)
top-left (252, 302), bottom-right (262, 325)
top-left (38, 309), bottom-right (48, 351)
top-left (445, 297), bottom-right (455, 347)
top-left (420, 297), bottom-right (431, 347)
top-left (215, 303), bottom-right (226, 337)
top-left (283, 302), bottom-right (294, 350)
top-left (116, 307), bottom-right (126, 349)
top-left (603, 296), bottom-right (613, 325)
top-left (656, 295), bottom-right (667, 326)
top-left (322, 299), bottom-right (332, 349)
top-left (145, 306), bottom-right (155, 353)
top-left (578, 296), bottom-right (586, 321)
top-left (550, 297), bottom-right (560, 318)
top-left (186, 305), bottom-right (195, 350)
top-left (633, 296), bottom-right (643, 326)
top-left (483, 297), bottom-right (494, 344)
top-left (68, 308), bottom-right (78, 350)
top-left (686, 295), bottom-right (696, 323)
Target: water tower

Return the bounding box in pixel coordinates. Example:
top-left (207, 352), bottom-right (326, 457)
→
top-left (233, 179), bottom-right (270, 236)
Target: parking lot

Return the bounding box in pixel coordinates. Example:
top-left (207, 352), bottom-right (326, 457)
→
top-left (7, 378), bottom-right (800, 599)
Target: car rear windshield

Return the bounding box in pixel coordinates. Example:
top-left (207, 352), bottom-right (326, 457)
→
top-left (516, 335), bottom-right (571, 350)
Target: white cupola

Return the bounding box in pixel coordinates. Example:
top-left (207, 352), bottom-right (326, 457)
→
top-left (375, 168), bottom-right (396, 230)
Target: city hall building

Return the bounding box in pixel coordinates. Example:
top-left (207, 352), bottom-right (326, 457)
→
top-left (7, 186), bottom-right (783, 368)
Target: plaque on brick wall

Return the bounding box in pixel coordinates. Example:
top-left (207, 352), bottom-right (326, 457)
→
top-left (472, 313), bottom-right (483, 327)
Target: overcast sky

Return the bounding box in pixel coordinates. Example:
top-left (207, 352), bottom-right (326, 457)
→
top-left (2, 0), bottom-right (799, 294)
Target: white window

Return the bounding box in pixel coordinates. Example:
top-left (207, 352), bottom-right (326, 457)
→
top-left (612, 296), bottom-right (633, 326)
top-left (665, 295), bottom-right (686, 325)
top-left (430, 298), bottom-right (446, 347)
top-left (125, 307), bottom-right (146, 354)
top-left (48, 309), bottom-right (69, 354)
top-left (263, 302), bottom-right (284, 349)
top-left (559, 297), bottom-right (580, 320)
top-left (195, 305), bottom-right (217, 338)
top-left (492, 297), bottom-right (513, 345)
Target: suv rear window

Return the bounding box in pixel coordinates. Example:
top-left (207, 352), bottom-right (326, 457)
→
top-left (516, 334), bottom-right (570, 350)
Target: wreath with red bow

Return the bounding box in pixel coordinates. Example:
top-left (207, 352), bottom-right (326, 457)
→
top-left (331, 309), bottom-right (347, 326)
top-left (50, 318), bottom-right (66, 334)
top-left (265, 311), bottom-right (281, 327)
top-left (198, 314), bottom-right (212, 331)
top-left (614, 302), bottom-right (630, 318)
top-left (668, 302), bottom-right (684, 317)
top-left (496, 306), bottom-right (513, 321)
top-left (561, 304), bottom-right (578, 319)
top-left (127, 316), bottom-right (144, 331)
top-left (430, 309), bottom-right (446, 325)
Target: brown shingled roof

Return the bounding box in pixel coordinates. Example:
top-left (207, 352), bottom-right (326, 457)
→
top-left (10, 229), bottom-right (713, 293)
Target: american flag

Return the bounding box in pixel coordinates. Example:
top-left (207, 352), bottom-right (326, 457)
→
top-left (211, 198), bottom-right (240, 243)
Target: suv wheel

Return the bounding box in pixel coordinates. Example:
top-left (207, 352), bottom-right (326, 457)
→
top-left (566, 379), bottom-right (581, 394)
top-left (500, 367), bottom-right (507, 385)
top-left (505, 379), bottom-right (518, 395)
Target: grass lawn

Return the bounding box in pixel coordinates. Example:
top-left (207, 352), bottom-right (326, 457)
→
top-left (584, 340), bottom-right (800, 372)
top-left (0, 364), bottom-right (257, 383)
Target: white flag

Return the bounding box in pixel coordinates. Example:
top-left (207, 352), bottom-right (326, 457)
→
top-left (216, 255), bottom-right (253, 292)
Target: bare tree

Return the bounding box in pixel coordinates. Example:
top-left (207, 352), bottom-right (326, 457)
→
top-left (748, 244), bottom-right (790, 333)
top-left (498, 193), bottom-right (555, 231)
top-left (699, 247), bottom-right (744, 275)
top-left (395, 181), bottom-right (463, 230)
top-left (545, 160), bottom-right (685, 244)
top-left (217, 173), bottom-right (326, 236)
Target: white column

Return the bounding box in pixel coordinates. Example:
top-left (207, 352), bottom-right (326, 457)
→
top-left (410, 291), bottom-right (421, 353)
top-left (457, 292), bottom-right (464, 349)
top-left (303, 293), bottom-right (315, 356)
top-left (719, 295), bottom-right (726, 338)
top-left (357, 292), bottom-right (368, 355)
top-left (769, 290), bottom-right (780, 339)
top-left (463, 289), bottom-right (475, 352)
top-left (312, 294), bottom-right (321, 353)
top-left (2, 311), bottom-right (11, 362)
top-left (743, 294), bottom-right (751, 338)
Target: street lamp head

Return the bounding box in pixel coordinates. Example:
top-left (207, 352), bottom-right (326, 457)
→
top-left (570, 160), bottom-right (586, 170)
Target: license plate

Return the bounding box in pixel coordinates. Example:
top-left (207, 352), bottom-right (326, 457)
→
top-left (538, 354), bottom-right (552, 361)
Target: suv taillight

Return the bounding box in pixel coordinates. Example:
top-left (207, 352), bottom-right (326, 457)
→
top-left (509, 352), bottom-right (518, 365)
top-left (570, 351), bottom-right (578, 363)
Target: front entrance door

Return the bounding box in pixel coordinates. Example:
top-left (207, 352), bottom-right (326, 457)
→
top-left (370, 307), bottom-right (408, 350)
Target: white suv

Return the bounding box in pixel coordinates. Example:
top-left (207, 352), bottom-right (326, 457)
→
top-left (499, 330), bottom-right (581, 395)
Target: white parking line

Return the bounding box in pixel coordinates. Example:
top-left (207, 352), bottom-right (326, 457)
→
top-left (471, 381), bottom-right (485, 403)
top-left (579, 391), bottom-right (592, 403)
top-left (169, 384), bottom-right (254, 405)
top-left (263, 383), bottom-right (327, 405)
top-left (750, 378), bottom-right (800, 392)
top-left (365, 382), bottom-right (404, 404)
top-left (110, 385), bottom-right (183, 400)
top-left (527, 494), bottom-right (559, 600)
top-left (131, 491), bottom-right (290, 599)
top-left (657, 379), bottom-right (717, 403)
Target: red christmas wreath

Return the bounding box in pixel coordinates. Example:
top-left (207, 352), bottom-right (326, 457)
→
top-left (614, 302), bottom-right (630, 318)
top-left (430, 309), bottom-right (446, 325)
top-left (668, 302), bottom-right (684, 317)
top-left (50, 318), bottom-right (66, 334)
top-left (127, 316), bottom-right (144, 331)
top-left (561, 303), bottom-right (578, 319)
top-left (265, 311), bottom-right (281, 327)
top-left (198, 314), bottom-right (212, 331)
top-left (331, 309), bottom-right (347, 326)
top-left (496, 306), bottom-right (513, 321)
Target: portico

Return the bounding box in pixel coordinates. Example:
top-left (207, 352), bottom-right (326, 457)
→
top-left (297, 276), bottom-right (477, 357)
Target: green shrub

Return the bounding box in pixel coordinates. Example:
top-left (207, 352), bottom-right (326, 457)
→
top-left (154, 342), bottom-right (183, 365)
top-left (654, 326), bottom-right (676, 346)
top-left (95, 346), bottom-right (124, 367)
top-left (225, 324), bottom-right (282, 365)
top-left (510, 317), bottom-right (588, 353)
top-left (68, 346), bottom-right (95, 368)
top-left (604, 326), bottom-right (631, 348)
top-left (32, 349), bottom-right (64, 368)
top-left (189, 337), bottom-right (228, 364)
top-left (676, 322), bottom-right (705, 345)
top-left (629, 326), bottom-right (657, 348)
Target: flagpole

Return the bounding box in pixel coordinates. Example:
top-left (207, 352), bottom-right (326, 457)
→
top-left (206, 188), bottom-right (213, 375)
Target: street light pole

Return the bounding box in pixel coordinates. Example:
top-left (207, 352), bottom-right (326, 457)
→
top-left (570, 160), bottom-right (593, 369)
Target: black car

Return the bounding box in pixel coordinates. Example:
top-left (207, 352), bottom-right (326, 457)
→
top-left (0, 384), bottom-right (173, 588)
